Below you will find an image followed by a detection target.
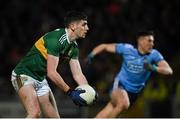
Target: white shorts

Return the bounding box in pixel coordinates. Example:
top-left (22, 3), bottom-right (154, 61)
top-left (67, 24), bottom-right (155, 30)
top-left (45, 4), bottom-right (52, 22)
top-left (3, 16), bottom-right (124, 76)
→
top-left (11, 71), bottom-right (51, 97)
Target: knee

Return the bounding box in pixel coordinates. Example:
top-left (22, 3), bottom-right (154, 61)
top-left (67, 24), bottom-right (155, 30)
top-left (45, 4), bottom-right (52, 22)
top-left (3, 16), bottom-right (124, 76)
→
top-left (27, 109), bottom-right (41, 118)
top-left (114, 100), bottom-right (130, 112)
top-left (119, 101), bottom-right (129, 110)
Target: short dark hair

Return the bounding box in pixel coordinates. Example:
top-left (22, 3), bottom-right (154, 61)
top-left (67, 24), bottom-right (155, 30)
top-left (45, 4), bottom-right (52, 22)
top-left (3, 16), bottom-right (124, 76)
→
top-left (64, 11), bottom-right (87, 27)
top-left (136, 30), bottom-right (154, 39)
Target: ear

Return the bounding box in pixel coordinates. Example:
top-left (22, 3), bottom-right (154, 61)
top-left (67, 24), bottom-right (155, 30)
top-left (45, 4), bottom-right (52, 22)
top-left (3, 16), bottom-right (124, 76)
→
top-left (69, 23), bottom-right (77, 31)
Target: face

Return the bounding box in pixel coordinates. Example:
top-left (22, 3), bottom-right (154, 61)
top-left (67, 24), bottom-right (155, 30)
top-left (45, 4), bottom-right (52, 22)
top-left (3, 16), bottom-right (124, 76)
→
top-left (72, 20), bottom-right (89, 39)
top-left (138, 35), bottom-right (154, 54)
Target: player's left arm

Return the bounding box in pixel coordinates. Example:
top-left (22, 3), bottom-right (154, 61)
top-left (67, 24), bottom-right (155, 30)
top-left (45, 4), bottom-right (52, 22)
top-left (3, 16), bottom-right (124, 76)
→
top-left (156, 60), bottom-right (173, 75)
top-left (69, 59), bottom-right (88, 85)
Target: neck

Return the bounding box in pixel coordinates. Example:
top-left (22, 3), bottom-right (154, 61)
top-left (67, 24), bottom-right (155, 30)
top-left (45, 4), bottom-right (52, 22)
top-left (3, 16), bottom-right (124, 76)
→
top-left (137, 46), bottom-right (146, 55)
top-left (66, 28), bottom-right (77, 42)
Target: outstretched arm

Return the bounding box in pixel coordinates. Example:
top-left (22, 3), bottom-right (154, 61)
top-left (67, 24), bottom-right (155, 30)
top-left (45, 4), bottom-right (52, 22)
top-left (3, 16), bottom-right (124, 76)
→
top-left (86, 43), bottom-right (117, 64)
top-left (90, 43), bottom-right (116, 56)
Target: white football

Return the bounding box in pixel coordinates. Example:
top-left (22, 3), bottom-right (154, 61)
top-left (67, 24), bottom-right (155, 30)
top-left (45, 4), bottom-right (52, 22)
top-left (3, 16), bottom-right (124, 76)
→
top-left (75, 84), bottom-right (96, 105)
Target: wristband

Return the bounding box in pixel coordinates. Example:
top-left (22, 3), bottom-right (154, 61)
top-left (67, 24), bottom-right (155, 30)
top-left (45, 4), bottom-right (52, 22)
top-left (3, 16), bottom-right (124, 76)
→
top-left (66, 88), bottom-right (72, 95)
top-left (152, 65), bottom-right (157, 72)
top-left (88, 53), bottom-right (95, 59)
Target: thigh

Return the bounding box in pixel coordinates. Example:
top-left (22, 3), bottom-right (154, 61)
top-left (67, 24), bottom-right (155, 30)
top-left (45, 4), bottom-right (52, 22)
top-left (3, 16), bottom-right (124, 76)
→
top-left (38, 92), bottom-right (51, 109)
top-left (36, 80), bottom-right (59, 117)
top-left (11, 72), bottom-right (41, 113)
top-left (18, 84), bottom-right (41, 114)
top-left (114, 79), bottom-right (139, 107)
top-left (38, 91), bottom-right (59, 118)
top-left (112, 79), bottom-right (129, 103)
top-left (111, 88), bottom-right (130, 108)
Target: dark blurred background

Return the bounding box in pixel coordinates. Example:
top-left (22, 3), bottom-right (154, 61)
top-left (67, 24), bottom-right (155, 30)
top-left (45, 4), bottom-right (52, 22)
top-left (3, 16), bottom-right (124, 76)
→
top-left (0, 0), bottom-right (180, 118)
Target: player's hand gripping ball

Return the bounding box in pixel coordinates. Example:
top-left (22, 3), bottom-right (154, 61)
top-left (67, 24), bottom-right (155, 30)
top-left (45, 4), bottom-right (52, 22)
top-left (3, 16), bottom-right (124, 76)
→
top-left (75, 84), bottom-right (97, 105)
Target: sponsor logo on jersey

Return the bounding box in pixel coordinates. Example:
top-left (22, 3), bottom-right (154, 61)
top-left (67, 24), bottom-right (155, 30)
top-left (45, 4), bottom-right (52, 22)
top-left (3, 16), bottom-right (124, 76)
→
top-left (127, 63), bottom-right (144, 73)
top-left (126, 58), bottom-right (144, 73)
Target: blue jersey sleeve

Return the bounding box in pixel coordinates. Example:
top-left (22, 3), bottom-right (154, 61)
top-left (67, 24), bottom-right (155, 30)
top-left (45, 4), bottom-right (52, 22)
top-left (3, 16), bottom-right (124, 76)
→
top-left (115, 43), bottom-right (124, 54)
top-left (151, 49), bottom-right (164, 63)
top-left (115, 43), bottom-right (133, 54)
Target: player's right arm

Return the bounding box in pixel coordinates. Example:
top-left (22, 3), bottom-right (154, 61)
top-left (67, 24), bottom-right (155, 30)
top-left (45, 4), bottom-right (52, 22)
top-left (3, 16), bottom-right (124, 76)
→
top-left (47, 54), bottom-right (70, 93)
top-left (45, 30), bottom-right (87, 106)
top-left (47, 54), bottom-right (87, 106)
top-left (91, 43), bottom-right (116, 55)
top-left (86, 43), bottom-right (116, 64)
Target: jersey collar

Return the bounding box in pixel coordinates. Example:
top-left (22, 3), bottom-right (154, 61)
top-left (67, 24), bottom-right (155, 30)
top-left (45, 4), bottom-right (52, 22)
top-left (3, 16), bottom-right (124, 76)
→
top-left (137, 49), bottom-right (150, 56)
top-left (65, 28), bottom-right (71, 44)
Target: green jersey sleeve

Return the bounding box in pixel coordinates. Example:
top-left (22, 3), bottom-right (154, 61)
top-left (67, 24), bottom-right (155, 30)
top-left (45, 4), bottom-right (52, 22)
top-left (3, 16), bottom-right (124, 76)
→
top-left (70, 43), bottom-right (79, 59)
top-left (43, 31), bottom-right (62, 56)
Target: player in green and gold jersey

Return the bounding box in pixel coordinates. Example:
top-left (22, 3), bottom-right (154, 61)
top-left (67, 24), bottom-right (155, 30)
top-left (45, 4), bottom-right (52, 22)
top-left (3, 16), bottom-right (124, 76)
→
top-left (11, 11), bottom-right (89, 118)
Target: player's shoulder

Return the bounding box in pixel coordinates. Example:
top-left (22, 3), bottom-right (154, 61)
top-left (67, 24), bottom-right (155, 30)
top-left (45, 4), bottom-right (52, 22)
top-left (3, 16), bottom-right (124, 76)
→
top-left (51, 28), bottom-right (65, 34)
top-left (124, 43), bottom-right (134, 48)
top-left (116, 43), bottom-right (135, 53)
top-left (151, 49), bottom-right (161, 54)
top-left (117, 43), bottom-right (134, 49)
top-left (45, 28), bottom-right (65, 35)
top-left (149, 49), bottom-right (164, 60)
top-left (54, 28), bottom-right (65, 32)
top-left (44, 28), bottom-right (65, 39)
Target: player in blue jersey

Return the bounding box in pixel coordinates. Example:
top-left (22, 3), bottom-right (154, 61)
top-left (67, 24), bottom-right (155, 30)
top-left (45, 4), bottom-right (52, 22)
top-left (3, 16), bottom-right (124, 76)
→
top-left (87, 31), bottom-right (173, 118)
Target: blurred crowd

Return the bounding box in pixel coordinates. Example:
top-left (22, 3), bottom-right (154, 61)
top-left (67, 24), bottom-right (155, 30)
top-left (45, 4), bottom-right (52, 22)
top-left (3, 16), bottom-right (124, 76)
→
top-left (0, 0), bottom-right (180, 117)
